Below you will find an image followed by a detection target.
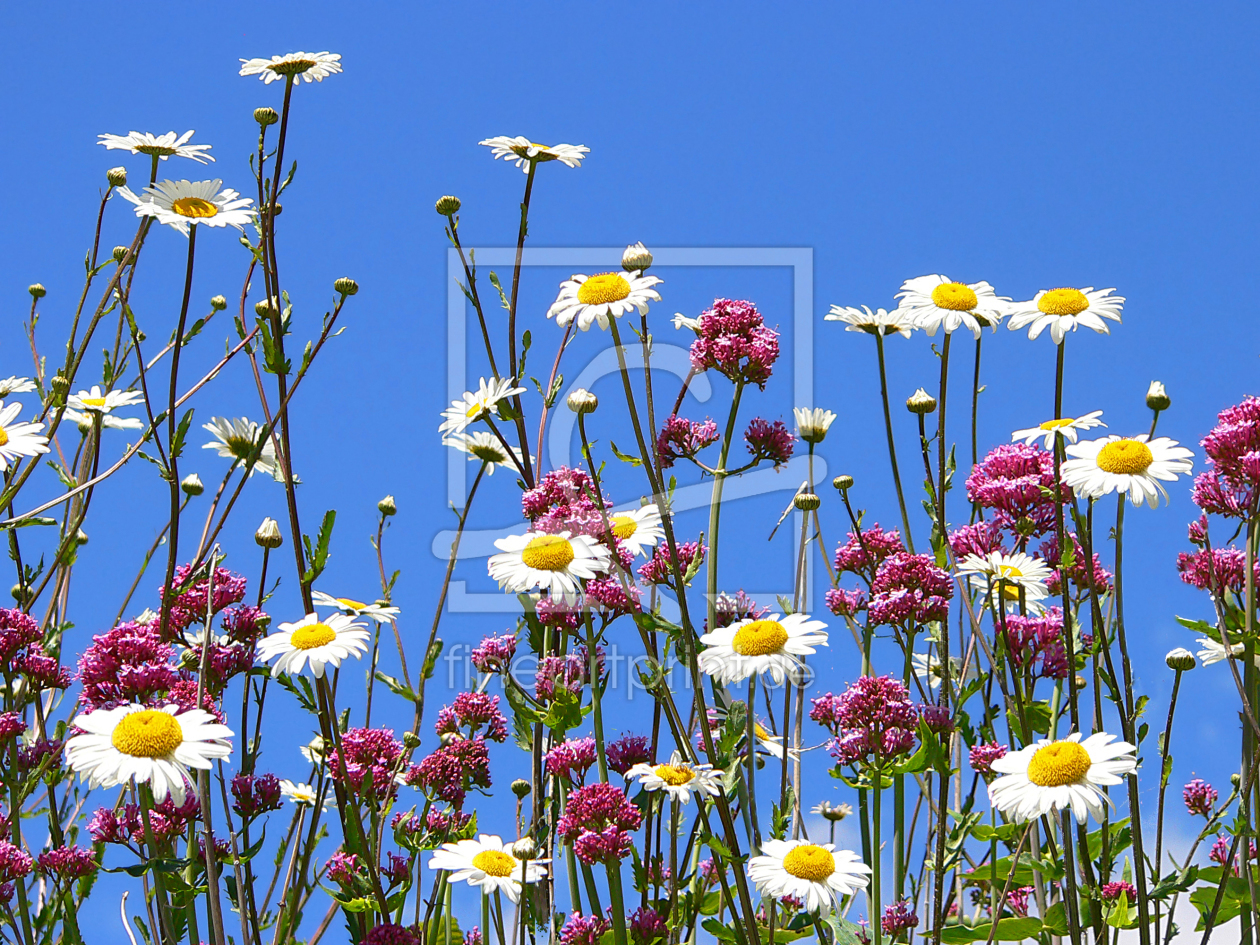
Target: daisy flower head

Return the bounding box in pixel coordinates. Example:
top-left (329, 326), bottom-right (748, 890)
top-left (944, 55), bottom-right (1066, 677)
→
top-left (202, 417), bottom-right (284, 480)
top-left (479, 136), bottom-right (589, 173)
top-left (62, 407), bottom-right (143, 433)
top-left (624, 751), bottom-right (723, 804)
top-left (698, 613), bottom-right (828, 687)
top-left (256, 612), bottom-right (370, 679)
top-left (68, 386), bottom-right (144, 414)
top-left (894, 275), bottom-right (1011, 338)
top-left (911, 651), bottom-right (979, 691)
top-left (988, 732), bottom-right (1137, 824)
top-left (672, 312), bottom-right (703, 333)
top-left (98, 130), bottom-right (214, 164)
top-left (956, 551), bottom-right (1052, 612)
top-left (487, 531), bottom-right (611, 596)
top-left (439, 377), bottom-right (527, 436)
top-left (117, 180), bottom-right (255, 236)
top-left (547, 271), bottom-right (663, 332)
top-left (1195, 637), bottom-right (1260, 668)
top-left (428, 834), bottom-right (549, 903)
top-left (1012, 411), bottom-right (1106, 450)
top-left (65, 703), bottom-right (233, 804)
top-left (239, 51), bottom-right (342, 84)
top-left (0, 401), bottom-right (50, 472)
top-left (794, 407), bottom-right (837, 444)
top-left (824, 304), bottom-right (916, 339)
top-left (1061, 434), bottom-right (1194, 507)
top-left (279, 779), bottom-right (331, 809)
top-left (747, 839), bottom-right (871, 915)
top-left (0, 377), bottom-right (35, 398)
top-left (311, 590), bottom-right (400, 625)
top-left (753, 721), bottom-right (787, 759)
top-left (443, 431), bottom-right (527, 475)
top-left (1007, 287), bottom-right (1123, 344)
top-left (607, 503), bottom-right (664, 557)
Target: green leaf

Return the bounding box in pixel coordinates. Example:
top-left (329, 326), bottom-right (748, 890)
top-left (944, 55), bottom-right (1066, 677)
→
top-left (609, 440), bottom-right (643, 467)
top-left (702, 918), bottom-right (739, 943)
top-left (301, 509), bottom-right (337, 585)
top-left (822, 915), bottom-right (866, 945)
top-left (939, 918), bottom-right (1042, 944)
top-left (1040, 901), bottom-right (1068, 935)
top-left (375, 671), bottom-right (419, 704)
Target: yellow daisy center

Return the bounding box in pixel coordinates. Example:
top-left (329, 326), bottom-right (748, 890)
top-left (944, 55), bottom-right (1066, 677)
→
top-left (510, 142), bottom-right (556, 161)
top-left (471, 849), bottom-right (518, 877)
top-left (610, 515), bottom-right (638, 540)
top-left (1026, 740), bottom-right (1092, 787)
top-left (0, 428), bottom-right (9, 448)
top-left (754, 722), bottom-right (773, 740)
top-left (80, 396), bottom-right (109, 408)
top-left (1038, 418), bottom-right (1075, 431)
top-left (521, 535), bottom-right (576, 572)
top-left (1037, 288), bottom-right (1090, 316)
top-left (268, 58), bottom-right (318, 76)
top-left (781, 844), bottom-right (836, 882)
top-left (654, 763), bottom-right (696, 786)
top-left (291, 623), bottom-right (337, 650)
top-left (224, 435), bottom-right (254, 459)
top-left (336, 598), bottom-right (366, 610)
top-left (1096, 439), bottom-right (1154, 476)
top-left (465, 400), bottom-right (487, 419)
top-left (577, 273), bottom-right (632, 306)
top-left (171, 197), bottom-right (219, 219)
top-left (930, 282), bottom-right (978, 312)
top-left (111, 710), bottom-right (184, 758)
top-left (731, 620), bottom-right (789, 656)
top-left (996, 564), bottom-right (1024, 579)
top-left (470, 442), bottom-right (508, 463)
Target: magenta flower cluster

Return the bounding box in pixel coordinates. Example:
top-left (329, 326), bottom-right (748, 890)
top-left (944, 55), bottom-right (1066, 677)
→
top-left (744, 417), bottom-right (795, 468)
top-left (966, 443), bottom-right (1070, 540)
top-left (328, 727), bottom-right (413, 800)
top-left (687, 298), bottom-right (780, 389)
top-left (656, 415), bottom-right (719, 469)
top-left (546, 736), bottom-right (598, 782)
top-left (1193, 396), bottom-right (1260, 518)
top-left (412, 735), bottom-right (492, 807)
top-left (470, 633), bottom-right (517, 674)
top-left (522, 466), bottom-right (608, 538)
top-left (812, 676), bottom-right (923, 767)
top-left (434, 691), bottom-right (509, 743)
top-left (968, 742), bottom-right (1008, 776)
top-left (230, 773), bottom-right (283, 819)
top-left (159, 563), bottom-right (248, 635)
top-left (868, 552), bottom-right (953, 628)
top-left (998, 608), bottom-right (1069, 679)
top-left (559, 914), bottom-right (612, 945)
top-left (606, 733), bottom-right (651, 775)
top-left (557, 782), bottom-right (642, 865)
top-left (1184, 778), bottom-right (1218, 817)
top-left (882, 900), bottom-right (919, 935)
top-left (834, 525), bottom-right (905, 577)
top-left (638, 541), bottom-right (706, 587)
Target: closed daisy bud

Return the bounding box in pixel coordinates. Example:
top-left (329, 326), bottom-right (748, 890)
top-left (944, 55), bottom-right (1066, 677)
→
top-left (180, 473), bottom-right (204, 497)
top-left (906, 388), bottom-right (937, 414)
top-left (50, 375), bottom-right (69, 391)
top-left (1075, 675), bottom-right (1088, 690)
top-left (28, 284), bottom-right (46, 300)
top-left (402, 731), bottom-right (421, 750)
top-left (112, 246), bottom-right (129, 263)
top-left (10, 584), bottom-right (30, 605)
top-left (622, 241), bottom-right (653, 272)
top-left (794, 407), bottom-right (837, 444)
top-left (1147, 380), bottom-right (1171, 412)
top-left (76, 529), bottom-right (89, 546)
top-left (106, 166), bottom-right (127, 187)
top-left (435, 195), bottom-right (462, 216)
top-left (511, 779), bottom-right (532, 798)
top-left (334, 277), bottom-right (358, 297)
top-left (378, 495), bottom-right (397, 516)
top-left (510, 837), bottom-right (538, 859)
top-left (833, 475), bottom-right (854, 492)
top-left (210, 295), bottom-right (228, 311)
top-left (567, 389), bottom-right (598, 414)
top-left (794, 493), bottom-right (821, 511)
top-left (254, 298), bottom-right (278, 317)
top-left (1165, 647), bottom-right (1196, 671)
top-left (254, 107), bottom-right (279, 127)
top-left (255, 517), bottom-right (283, 549)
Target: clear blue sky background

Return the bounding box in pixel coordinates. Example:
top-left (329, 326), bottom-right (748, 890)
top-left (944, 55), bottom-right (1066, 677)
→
top-left (2, 2), bottom-right (1258, 941)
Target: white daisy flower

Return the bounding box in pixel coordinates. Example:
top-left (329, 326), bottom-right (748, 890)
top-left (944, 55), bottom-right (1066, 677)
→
top-left (0, 401), bottom-right (50, 472)
top-left (239, 51), bottom-right (342, 84)
top-left (911, 651), bottom-right (979, 691)
top-left (547, 271), bottom-right (663, 332)
top-left (988, 732), bottom-right (1137, 824)
top-left (608, 504), bottom-right (664, 557)
top-left (624, 751), bottom-right (724, 804)
top-left (311, 590), bottom-right (400, 625)
top-left (1061, 434), bottom-right (1194, 508)
top-left (0, 377), bottom-right (35, 397)
top-left (673, 312), bottom-right (703, 333)
top-left (793, 407), bottom-right (837, 444)
top-left (1007, 287), bottom-right (1124, 344)
top-left (1195, 638), bottom-right (1260, 668)
top-left (698, 613), bottom-right (829, 687)
top-left (478, 136), bottom-right (589, 173)
top-left (62, 408), bottom-right (144, 433)
top-left (824, 304), bottom-right (916, 339)
top-left (201, 417), bottom-right (286, 480)
top-left (68, 386), bottom-right (144, 414)
top-left (956, 551), bottom-right (1052, 612)
top-left (438, 377), bottom-right (527, 436)
top-left (428, 834), bottom-right (550, 903)
top-left (98, 130), bottom-right (214, 164)
top-left (300, 737), bottom-right (327, 765)
top-left (279, 779), bottom-right (332, 809)
top-left (117, 179), bottom-right (255, 236)
top-left (753, 721), bottom-right (788, 759)
top-left (747, 839), bottom-right (871, 915)
top-left (65, 704), bottom-right (233, 805)
top-left (1012, 411), bottom-right (1106, 450)
top-left (895, 275), bottom-right (1011, 338)
top-left (443, 431), bottom-right (527, 475)
top-left (256, 612), bottom-right (370, 679)
top-left (487, 531), bottom-right (611, 596)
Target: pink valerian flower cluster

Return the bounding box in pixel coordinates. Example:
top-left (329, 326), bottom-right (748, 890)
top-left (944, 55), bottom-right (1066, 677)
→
top-left (834, 526), bottom-right (906, 578)
top-left (1210, 835), bottom-right (1259, 875)
top-left (0, 713), bottom-right (23, 740)
top-left (868, 553), bottom-right (953, 628)
top-left (882, 900), bottom-right (919, 935)
top-left (825, 587), bottom-right (867, 618)
top-left (327, 727), bottom-right (412, 800)
top-left (710, 590), bottom-right (770, 631)
top-left (629, 907), bottom-right (668, 945)
top-left (37, 846), bottom-right (96, 880)
top-left (606, 733), bottom-right (651, 775)
top-left (969, 742), bottom-right (1008, 776)
top-left (88, 795), bottom-right (200, 847)
top-left (535, 646), bottom-right (604, 702)
top-left (546, 737), bottom-right (598, 782)
top-left (434, 692), bottom-right (509, 743)
top-left (522, 466), bottom-right (608, 538)
top-left (1177, 547), bottom-right (1260, 595)
top-left (688, 298), bottom-right (780, 389)
top-left (744, 418), bottom-right (795, 468)
top-left (1005, 886), bottom-right (1034, 918)
top-left (812, 676), bottom-right (921, 767)
top-left (418, 807), bottom-right (472, 837)
top-left (1184, 778), bottom-right (1218, 817)
top-left (382, 852), bottom-right (412, 886)
top-left (159, 564), bottom-right (248, 635)
top-left (16, 645), bottom-right (70, 691)
top-left (463, 928), bottom-right (483, 945)
top-left (948, 521), bottom-right (1006, 560)
top-left (534, 595), bottom-right (581, 632)
top-left (77, 621), bottom-right (178, 711)
top-left (230, 773), bottom-right (283, 819)
top-left (966, 443), bottom-right (1070, 540)
top-left (18, 736), bottom-right (62, 775)
top-left (585, 576), bottom-right (642, 616)
top-left (0, 608), bottom-right (40, 666)
top-left (0, 607), bottom-right (68, 694)
top-left (1193, 396), bottom-right (1260, 518)
top-left (0, 841), bottom-right (33, 884)
top-left (638, 541), bottom-right (706, 586)
top-left (1100, 881), bottom-right (1137, 903)
top-left (559, 914), bottom-right (612, 945)
top-left (999, 608), bottom-right (1069, 680)
top-left (557, 782), bottom-right (643, 865)
top-left (363, 924), bottom-right (420, 945)
top-left (921, 704), bottom-right (953, 734)
top-left (412, 736), bottom-right (492, 807)
top-left (326, 851), bottom-right (364, 886)
top-left (656, 415), bottom-right (719, 469)
top-left (1040, 533), bottom-right (1113, 595)
top-left (471, 633), bottom-right (517, 674)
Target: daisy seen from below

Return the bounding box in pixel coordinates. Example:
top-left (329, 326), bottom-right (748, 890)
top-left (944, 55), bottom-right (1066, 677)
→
top-left (280, 779), bottom-right (331, 809)
top-left (239, 51), bottom-right (342, 83)
top-left (428, 835), bottom-right (549, 903)
top-left (0, 377), bottom-right (35, 397)
top-left (0, 401), bottom-right (50, 472)
top-left (793, 407), bottom-right (836, 444)
top-left (987, 731), bottom-right (1137, 824)
top-left (1006, 287), bottom-right (1124, 343)
top-left (118, 180), bottom-right (255, 236)
top-left (894, 275), bottom-right (1011, 338)
top-left (912, 651), bottom-right (978, 691)
top-left (824, 304), bottom-right (916, 339)
top-left (202, 417), bottom-right (284, 480)
top-left (607, 503), bottom-right (664, 557)
top-left (753, 721), bottom-right (787, 759)
top-left (673, 312), bottom-right (702, 333)
top-left (443, 431), bottom-right (527, 475)
top-left (487, 531), bottom-right (611, 596)
top-left (956, 551), bottom-right (1052, 612)
top-left (479, 136), bottom-right (589, 172)
top-left (1012, 410), bottom-right (1106, 449)
top-left (68, 386), bottom-right (144, 414)
top-left (747, 839), bottom-right (871, 915)
top-left (624, 751), bottom-right (723, 804)
top-left (1195, 638), bottom-right (1260, 668)
top-left (98, 130), bottom-right (214, 163)
top-left (311, 590), bottom-right (400, 625)
top-left (256, 612), bottom-right (370, 679)
top-left (547, 270), bottom-right (663, 332)
top-left (698, 612), bottom-right (828, 687)
top-left (1061, 434), bottom-right (1194, 507)
top-left (439, 377), bottom-right (528, 436)
top-left (65, 703), bottom-right (233, 804)
top-left (63, 408), bottom-right (143, 433)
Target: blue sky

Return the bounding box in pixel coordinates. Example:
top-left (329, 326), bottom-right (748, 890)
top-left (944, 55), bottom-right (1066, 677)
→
top-left (3, 1), bottom-right (1259, 939)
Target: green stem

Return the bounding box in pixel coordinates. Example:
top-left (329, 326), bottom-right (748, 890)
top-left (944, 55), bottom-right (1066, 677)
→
top-left (706, 381), bottom-right (746, 633)
top-left (874, 332), bottom-right (915, 553)
top-left (872, 773), bottom-right (883, 945)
